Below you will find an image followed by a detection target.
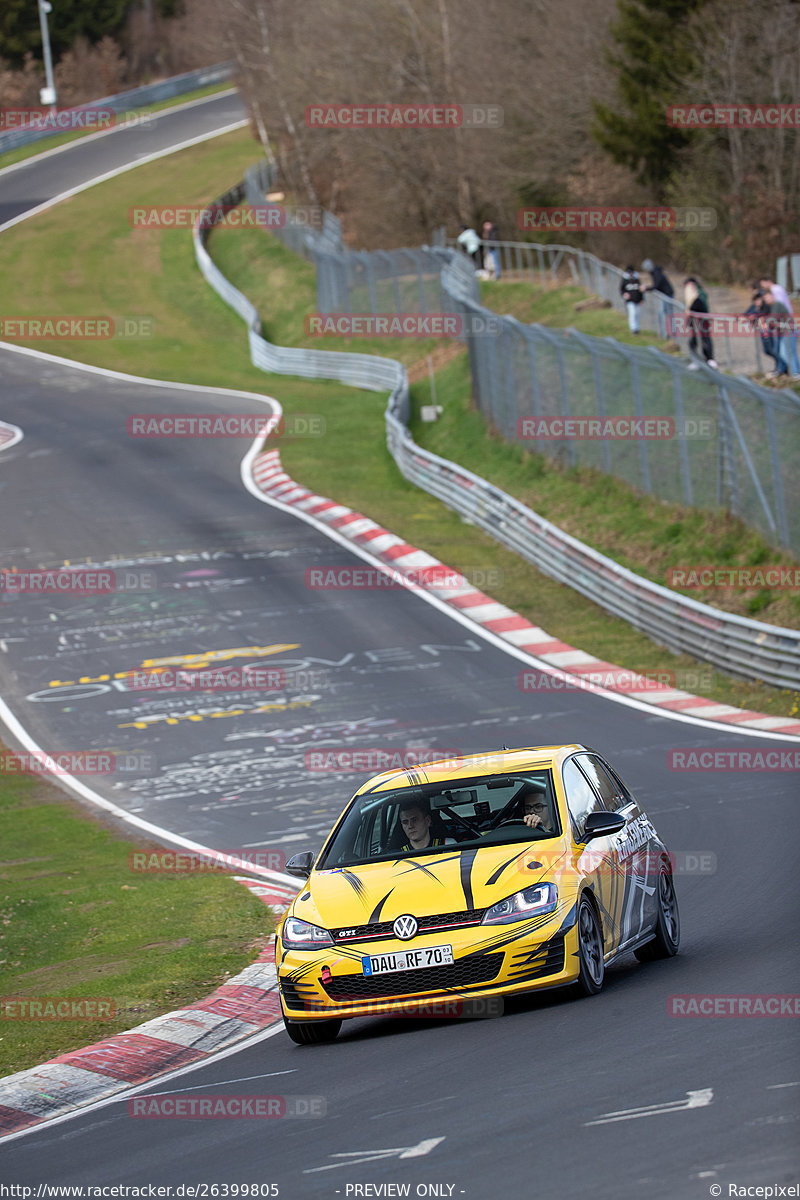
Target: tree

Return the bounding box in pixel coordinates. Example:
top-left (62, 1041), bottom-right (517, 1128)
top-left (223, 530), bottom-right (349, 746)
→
top-left (592, 0), bottom-right (705, 194)
top-left (0, 0), bottom-right (179, 70)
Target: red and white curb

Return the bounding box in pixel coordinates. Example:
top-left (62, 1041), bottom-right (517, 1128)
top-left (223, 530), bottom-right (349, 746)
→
top-left (252, 447), bottom-right (800, 739)
top-left (0, 420), bottom-right (23, 450)
top-left (0, 881), bottom-right (296, 1137)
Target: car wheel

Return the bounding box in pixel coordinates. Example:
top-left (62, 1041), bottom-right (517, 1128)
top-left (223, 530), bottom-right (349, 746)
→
top-left (634, 866), bottom-right (680, 961)
top-left (575, 895), bottom-right (605, 995)
top-left (283, 1015), bottom-right (342, 1045)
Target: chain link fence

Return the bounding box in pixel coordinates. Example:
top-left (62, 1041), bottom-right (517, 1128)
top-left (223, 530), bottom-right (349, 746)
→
top-left (435, 232), bottom-right (786, 376)
top-left (244, 161), bottom-right (799, 557)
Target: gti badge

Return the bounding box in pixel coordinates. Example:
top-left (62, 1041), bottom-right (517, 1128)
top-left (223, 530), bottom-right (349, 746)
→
top-left (393, 914), bottom-right (418, 940)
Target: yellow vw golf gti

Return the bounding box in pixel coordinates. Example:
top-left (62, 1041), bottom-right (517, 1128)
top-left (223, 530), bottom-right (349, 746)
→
top-left (277, 745), bottom-right (679, 1043)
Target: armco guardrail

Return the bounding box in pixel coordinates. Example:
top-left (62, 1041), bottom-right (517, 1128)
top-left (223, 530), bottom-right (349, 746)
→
top-left (0, 62), bottom-right (235, 155)
top-left (194, 166), bottom-right (800, 690)
top-left (195, 177), bottom-right (410, 426)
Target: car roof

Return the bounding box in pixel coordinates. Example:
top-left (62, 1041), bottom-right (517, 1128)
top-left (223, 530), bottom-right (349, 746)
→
top-left (353, 745), bottom-right (586, 796)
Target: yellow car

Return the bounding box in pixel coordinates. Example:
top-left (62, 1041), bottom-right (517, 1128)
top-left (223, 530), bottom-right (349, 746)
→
top-left (277, 745), bottom-right (679, 1044)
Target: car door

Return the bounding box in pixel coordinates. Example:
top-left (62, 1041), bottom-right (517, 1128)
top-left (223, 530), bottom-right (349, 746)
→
top-left (573, 753), bottom-right (657, 950)
top-left (561, 756), bottom-right (626, 956)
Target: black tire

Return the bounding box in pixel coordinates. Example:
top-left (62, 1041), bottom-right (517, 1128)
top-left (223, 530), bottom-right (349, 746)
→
top-left (574, 895), bottom-right (605, 995)
top-left (283, 1014), bottom-right (341, 1045)
top-left (634, 866), bottom-right (680, 961)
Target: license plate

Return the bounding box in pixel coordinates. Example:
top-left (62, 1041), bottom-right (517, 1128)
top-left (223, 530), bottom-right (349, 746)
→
top-left (362, 944), bottom-right (454, 976)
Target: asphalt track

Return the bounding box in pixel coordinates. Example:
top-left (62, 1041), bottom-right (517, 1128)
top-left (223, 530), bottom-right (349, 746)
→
top-left (0, 97), bottom-right (798, 1198)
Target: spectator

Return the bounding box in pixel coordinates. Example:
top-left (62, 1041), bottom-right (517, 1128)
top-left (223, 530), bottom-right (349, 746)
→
top-left (742, 290), bottom-right (776, 370)
top-left (760, 276), bottom-right (799, 379)
top-left (482, 221), bottom-right (502, 280)
top-left (457, 224), bottom-right (481, 269)
top-left (641, 258), bottom-right (674, 298)
top-left (620, 266), bottom-right (643, 333)
top-left (684, 277), bottom-right (717, 369)
top-left (762, 289), bottom-right (791, 378)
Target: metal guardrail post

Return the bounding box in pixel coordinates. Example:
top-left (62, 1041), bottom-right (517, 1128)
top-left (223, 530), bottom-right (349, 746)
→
top-left (670, 366), bottom-right (693, 506)
top-left (721, 387), bottom-right (779, 543)
top-left (629, 359), bottom-right (652, 494)
top-left (764, 401), bottom-right (790, 549)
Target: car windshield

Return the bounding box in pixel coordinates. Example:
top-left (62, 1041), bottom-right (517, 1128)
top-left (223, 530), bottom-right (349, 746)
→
top-left (316, 772), bottom-right (558, 868)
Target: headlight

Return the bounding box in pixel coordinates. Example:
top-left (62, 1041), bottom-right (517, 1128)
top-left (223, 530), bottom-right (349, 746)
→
top-left (482, 883), bottom-right (557, 924)
top-left (282, 916), bottom-right (334, 950)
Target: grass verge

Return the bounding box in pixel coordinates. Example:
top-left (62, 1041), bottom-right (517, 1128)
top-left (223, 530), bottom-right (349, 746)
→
top-left (0, 82), bottom-right (235, 172)
top-left (0, 742), bottom-right (273, 1077)
top-left (0, 126), bottom-right (796, 726)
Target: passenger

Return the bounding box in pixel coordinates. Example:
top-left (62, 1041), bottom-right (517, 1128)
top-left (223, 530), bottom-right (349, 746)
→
top-left (521, 792), bottom-right (554, 833)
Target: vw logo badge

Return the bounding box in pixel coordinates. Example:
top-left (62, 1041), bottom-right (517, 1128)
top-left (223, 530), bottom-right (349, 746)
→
top-left (393, 914), bottom-right (418, 940)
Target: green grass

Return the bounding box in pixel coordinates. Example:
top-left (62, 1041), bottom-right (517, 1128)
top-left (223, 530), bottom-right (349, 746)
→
top-left (0, 125), bottom-right (797, 724)
top-left (478, 278), bottom-right (674, 348)
top-left (0, 82), bottom-right (235, 172)
top-left (0, 746), bottom-right (274, 1076)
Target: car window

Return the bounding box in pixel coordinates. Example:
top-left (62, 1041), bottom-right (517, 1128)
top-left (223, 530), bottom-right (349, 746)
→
top-left (562, 758), bottom-right (606, 832)
top-left (600, 760), bottom-right (636, 809)
top-left (316, 771), bottom-right (557, 868)
top-left (574, 754), bottom-right (627, 812)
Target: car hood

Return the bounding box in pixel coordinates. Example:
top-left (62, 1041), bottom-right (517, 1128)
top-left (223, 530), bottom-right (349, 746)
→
top-left (293, 842), bottom-right (570, 929)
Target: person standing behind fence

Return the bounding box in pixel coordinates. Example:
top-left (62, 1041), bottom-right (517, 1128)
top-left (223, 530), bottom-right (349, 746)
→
top-left (482, 221), bottom-right (502, 280)
top-left (684, 277), bottom-right (717, 369)
top-left (760, 275), bottom-right (799, 379)
top-left (762, 290), bottom-right (791, 379)
top-left (620, 266), bottom-right (643, 333)
top-left (642, 258), bottom-right (674, 298)
top-left (457, 224), bottom-right (482, 269)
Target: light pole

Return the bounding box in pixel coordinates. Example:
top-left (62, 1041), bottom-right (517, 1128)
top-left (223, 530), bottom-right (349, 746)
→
top-left (38, 0), bottom-right (57, 108)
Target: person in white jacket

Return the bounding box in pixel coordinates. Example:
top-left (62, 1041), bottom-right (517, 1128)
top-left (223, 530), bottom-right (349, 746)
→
top-left (457, 224), bottom-right (481, 268)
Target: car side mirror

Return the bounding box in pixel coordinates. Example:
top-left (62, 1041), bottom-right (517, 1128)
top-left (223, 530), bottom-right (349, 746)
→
top-left (285, 851), bottom-right (315, 878)
top-left (580, 811), bottom-right (626, 843)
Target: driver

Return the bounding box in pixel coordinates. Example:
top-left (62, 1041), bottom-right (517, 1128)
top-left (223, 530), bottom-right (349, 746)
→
top-left (398, 799), bottom-right (448, 851)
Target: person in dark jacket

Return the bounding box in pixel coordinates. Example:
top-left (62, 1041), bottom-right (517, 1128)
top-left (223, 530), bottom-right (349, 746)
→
top-left (642, 258), bottom-right (674, 298)
top-left (482, 221), bottom-right (502, 279)
top-left (620, 266), bottom-right (643, 333)
top-left (742, 289), bottom-right (784, 375)
top-left (684, 277), bottom-right (717, 368)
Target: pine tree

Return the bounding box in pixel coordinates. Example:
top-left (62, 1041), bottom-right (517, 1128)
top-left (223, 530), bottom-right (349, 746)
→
top-left (592, 0), bottom-right (706, 195)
